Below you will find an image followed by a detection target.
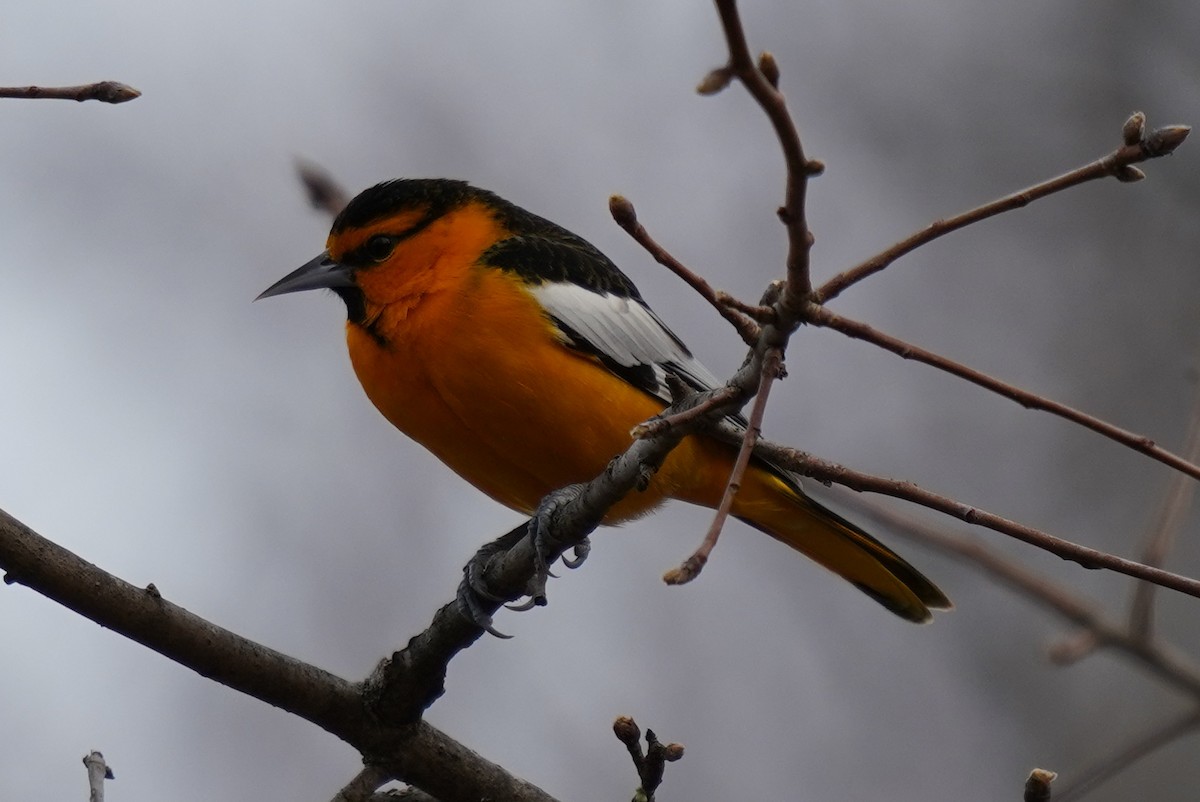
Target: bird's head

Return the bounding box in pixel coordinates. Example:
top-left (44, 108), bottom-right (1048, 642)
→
top-left (257, 178), bottom-right (510, 321)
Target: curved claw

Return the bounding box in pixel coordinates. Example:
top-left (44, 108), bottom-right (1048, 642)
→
top-left (464, 558), bottom-right (509, 604)
top-left (457, 524), bottom-right (531, 637)
top-left (528, 485), bottom-right (592, 605)
top-left (505, 597), bottom-right (540, 612)
top-left (562, 538), bottom-right (591, 569)
top-left (455, 575), bottom-right (513, 638)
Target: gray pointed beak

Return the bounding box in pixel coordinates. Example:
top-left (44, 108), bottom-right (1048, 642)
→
top-left (256, 251), bottom-right (355, 300)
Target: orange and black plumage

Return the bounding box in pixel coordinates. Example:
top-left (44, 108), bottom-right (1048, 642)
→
top-left (260, 179), bottom-right (950, 621)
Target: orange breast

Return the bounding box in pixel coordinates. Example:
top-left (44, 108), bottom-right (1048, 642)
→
top-left (351, 275), bottom-right (749, 521)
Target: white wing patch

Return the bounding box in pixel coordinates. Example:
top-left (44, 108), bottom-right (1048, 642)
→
top-left (531, 282), bottom-right (722, 402)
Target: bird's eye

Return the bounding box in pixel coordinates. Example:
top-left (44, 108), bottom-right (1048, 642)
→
top-left (364, 235), bottom-right (396, 262)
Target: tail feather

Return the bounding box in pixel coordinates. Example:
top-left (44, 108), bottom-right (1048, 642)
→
top-left (734, 471), bottom-right (951, 623)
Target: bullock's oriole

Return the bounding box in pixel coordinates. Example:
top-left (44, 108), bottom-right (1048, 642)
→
top-left (259, 179), bottom-right (950, 622)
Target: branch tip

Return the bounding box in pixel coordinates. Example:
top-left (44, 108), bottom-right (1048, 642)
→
top-left (663, 555), bottom-right (706, 585)
top-left (608, 194), bottom-right (637, 228)
top-left (613, 716), bottom-right (641, 744)
top-left (1024, 768), bottom-right (1057, 802)
top-left (0, 80), bottom-right (141, 104)
top-left (1144, 124), bottom-right (1190, 157)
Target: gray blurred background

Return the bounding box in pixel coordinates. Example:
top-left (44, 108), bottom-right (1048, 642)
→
top-left (3, 1), bottom-right (1199, 799)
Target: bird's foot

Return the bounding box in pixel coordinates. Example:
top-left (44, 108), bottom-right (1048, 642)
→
top-left (456, 484), bottom-right (594, 636)
top-left (526, 483), bottom-right (592, 604)
top-left (457, 524), bottom-right (527, 638)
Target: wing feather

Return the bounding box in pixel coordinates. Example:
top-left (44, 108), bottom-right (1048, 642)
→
top-left (531, 282), bottom-right (722, 404)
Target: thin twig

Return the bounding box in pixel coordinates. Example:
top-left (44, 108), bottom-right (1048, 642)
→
top-left (854, 501), bottom-right (1200, 698)
top-left (807, 303), bottom-right (1200, 483)
top-left (746, 440), bottom-right (1200, 601)
top-left (716, 290), bottom-right (777, 325)
top-left (1129, 373), bottom-right (1200, 638)
top-left (612, 717), bottom-right (684, 802)
top-left (854, 500), bottom-right (1200, 798)
top-left (664, 347), bottom-right (783, 584)
top-left (609, 195), bottom-right (759, 345)
top-left (817, 117), bottom-right (1190, 303)
top-left (632, 385), bottom-right (741, 439)
top-left (0, 81), bottom-right (140, 104)
top-left (711, 0), bottom-right (817, 314)
top-left (1054, 709), bottom-right (1200, 802)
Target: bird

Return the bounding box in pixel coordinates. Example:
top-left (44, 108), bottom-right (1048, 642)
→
top-left (258, 178), bottom-right (950, 622)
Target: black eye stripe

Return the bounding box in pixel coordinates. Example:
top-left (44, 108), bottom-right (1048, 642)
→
top-left (338, 209), bottom-right (441, 267)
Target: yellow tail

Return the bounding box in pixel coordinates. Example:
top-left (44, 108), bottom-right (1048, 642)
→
top-left (732, 467), bottom-right (951, 622)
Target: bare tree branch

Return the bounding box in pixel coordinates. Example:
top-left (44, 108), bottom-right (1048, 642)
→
top-left (609, 194), bottom-right (759, 345)
top-left (613, 717), bottom-right (684, 802)
top-left (807, 304), bottom-right (1200, 483)
top-left (1129, 374), bottom-right (1200, 637)
top-left (0, 508), bottom-right (558, 802)
top-left (0, 81), bottom-right (140, 104)
top-left (711, 0), bottom-right (819, 314)
top-left (741, 440), bottom-right (1200, 601)
top-left (664, 346), bottom-right (783, 585)
top-left (855, 502), bottom-right (1200, 698)
top-left (817, 116), bottom-right (1190, 303)
top-left (1054, 710), bottom-right (1200, 802)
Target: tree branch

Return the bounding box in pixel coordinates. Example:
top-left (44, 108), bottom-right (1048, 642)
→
top-left (1054, 709), bottom-right (1200, 802)
top-left (816, 115), bottom-right (1190, 303)
top-left (0, 508), bottom-right (558, 802)
top-left (664, 346), bottom-right (783, 584)
top-left (710, 0), bottom-right (818, 314)
top-left (609, 194), bottom-right (759, 345)
top-left (1128, 371), bottom-right (1200, 637)
top-left (807, 304), bottom-right (1200, 483)
top-left (0, 81), bottom-right (141, 104)
top-left (855, 502), bottom-right (1200, 699)
top-left (739, 439), bottom-right (1200, 601)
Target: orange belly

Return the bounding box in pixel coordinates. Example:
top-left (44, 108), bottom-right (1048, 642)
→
top-left (345, 265), bottom-right (734, 521)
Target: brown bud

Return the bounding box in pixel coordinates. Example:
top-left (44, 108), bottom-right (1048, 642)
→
top-left (609, 195), bottom-right (638, 228)
top-left (663, 743), bottom-right (686, 761)
top-left (696, 66), bottom-right (733, 96)
top-left (757, 51), bottom-right (780, 88)
top-left (613, 716), bottom-right (640, 743)
top-left (1023, 768), bottom-right (1057, 802)
top-left (1114, 165), bottom-right (1146, 183)
top-left (1144, 124), bottom-right (1191, 157)
top-left (1122, 111), bottom-right (1146, 145)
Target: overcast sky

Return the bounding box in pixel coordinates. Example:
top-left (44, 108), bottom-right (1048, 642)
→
top-left (3, 1), bottom-right (1200, 800)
